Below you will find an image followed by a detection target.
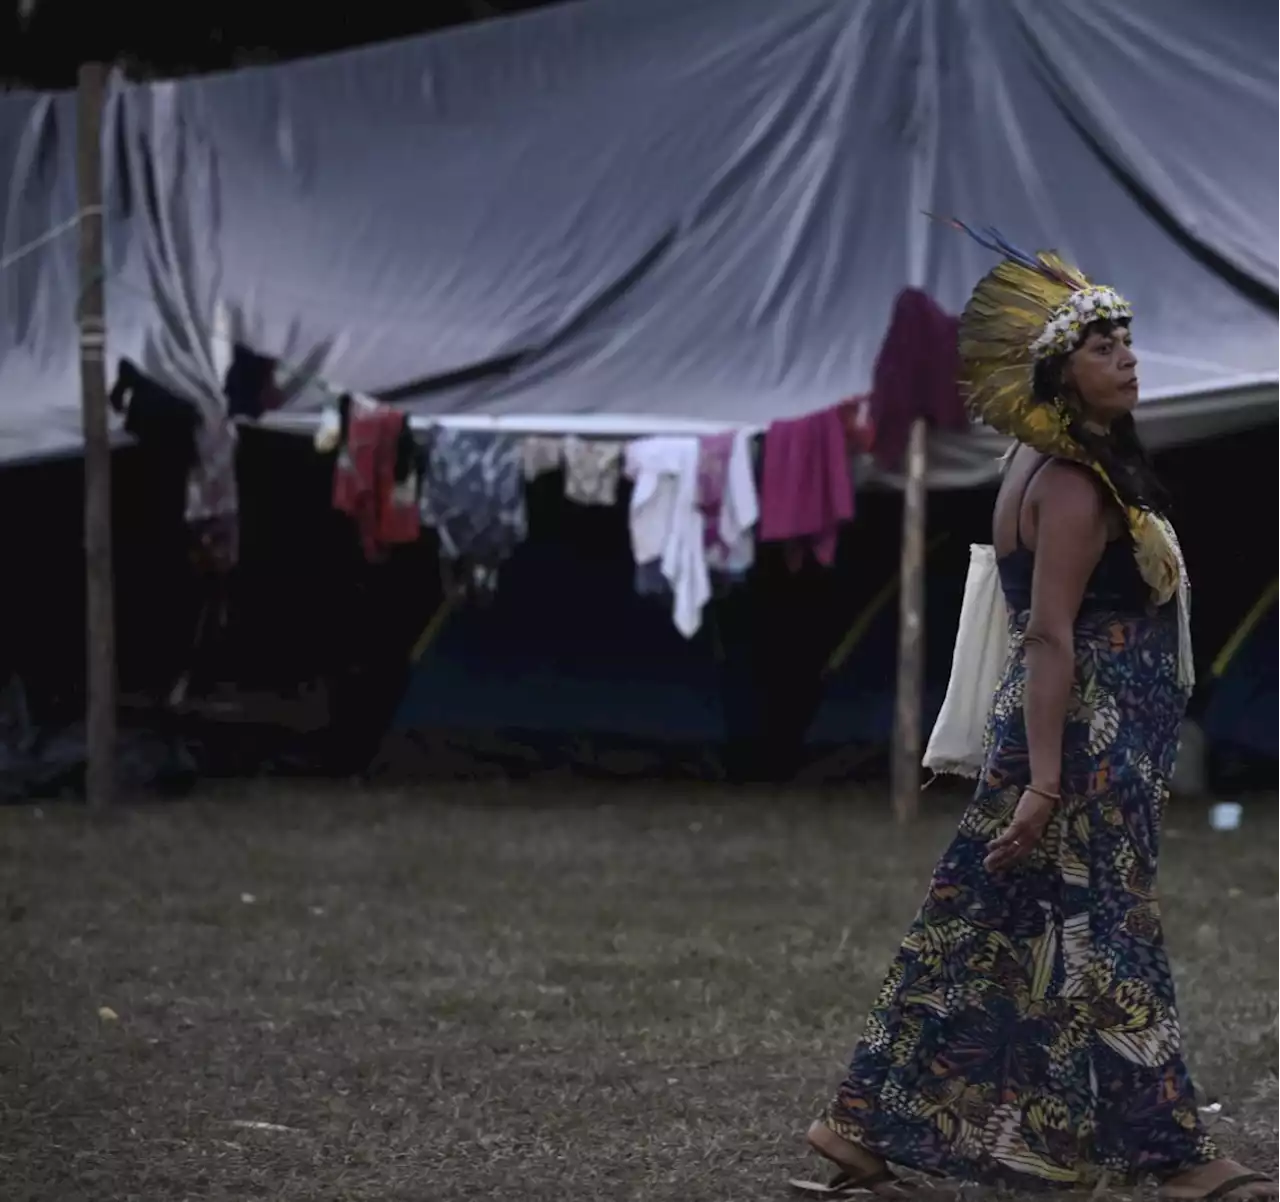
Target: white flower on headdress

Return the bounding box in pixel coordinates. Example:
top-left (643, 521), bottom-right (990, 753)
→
top-left (1030, 286), bottom-right (1132, 360)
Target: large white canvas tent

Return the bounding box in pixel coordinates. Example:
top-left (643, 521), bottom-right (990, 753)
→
top-left (0, 0), bottom-right (1275, 479)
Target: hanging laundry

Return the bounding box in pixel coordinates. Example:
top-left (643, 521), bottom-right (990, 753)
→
top-left (110, 358), bottom-right (201, 473)
top-left (110, 358), bottom-right (242, 708)
top-left (317, 392), bottom-right (382, 454)
top-left (634, 559), bottom-right (669, 598)
top-left (314, 396), bottom-right (347, 454)
top-left (188, 514), bottom-right (239, 577)
top-left (867, 288), bottom-right (966, 471)
top-left (419, 428), bottom-right (527, 599)
top-left (625, 437), bottom-right (709, 638)
top-left (634, 559), bottom-right (747, 603)
top-left (563, 436), bottom-right (624, 506)
top-left (632, 429), bottom-right (755, 618)
top-left (697, 430), bottom-right (758, 575)
top-left (838, 395), bottom-right (876, 456)
top-left (332, 397), bottom-right (421, 563)
top-left (521, 434), bottom-right (625, 506)
top-left (522, 435), bottom-right (563, 481)
top-left (110, 358), bottom-right (241, 569)
top-left (223, 344), bottom-right (284, 421)
top-left (186, 414), bottom-right (239, 541)
top-left (758, 405), bottom-right (853, 571)
top-left (168, 520), bottom-right (237, 708)
top-left (834, 395), bottom-right (876, 510)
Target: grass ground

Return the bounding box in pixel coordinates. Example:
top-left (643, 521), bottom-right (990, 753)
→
top-left (0, 784), bottom-right (1275, 1202)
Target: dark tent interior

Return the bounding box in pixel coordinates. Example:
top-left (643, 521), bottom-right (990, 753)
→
top-left (0, 414), bottom-right (1273, 800)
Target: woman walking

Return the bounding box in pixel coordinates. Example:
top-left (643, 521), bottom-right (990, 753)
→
top-left (800, 235), bottom-right (1276, 1200)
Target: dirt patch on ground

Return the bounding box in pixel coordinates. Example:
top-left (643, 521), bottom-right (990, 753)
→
top-left (0, 784), bottom-right (1275, 1201)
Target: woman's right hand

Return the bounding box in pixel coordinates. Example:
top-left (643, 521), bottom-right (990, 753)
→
top-left (984, 788), bottom-right (1057, 873)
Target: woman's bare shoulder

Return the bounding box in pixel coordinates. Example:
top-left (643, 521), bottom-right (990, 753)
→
top-left (1033, 458), bottom-right (1106, 503)
top-left (1030, 459), bottom-right (1114, 544)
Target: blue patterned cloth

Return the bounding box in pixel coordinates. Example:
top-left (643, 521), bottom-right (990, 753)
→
top-left (820, 601), bottom-right (1218, 1187)
top-left (418, 429), bottom-right (527, 566)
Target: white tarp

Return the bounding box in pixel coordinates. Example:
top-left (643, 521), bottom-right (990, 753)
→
top-left (0, 0), bottom-right (1276, 469)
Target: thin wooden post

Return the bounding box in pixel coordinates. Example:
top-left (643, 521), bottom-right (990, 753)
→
top-left (77, 62), bottom-right (115, 809)
top-left (891, 417), bottom-right (928, 824)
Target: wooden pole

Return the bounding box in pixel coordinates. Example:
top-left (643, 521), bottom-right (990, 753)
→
top-left (76, 62), bottom-right (116, 809)
top-left (891, 417), bottom-right (928, 824)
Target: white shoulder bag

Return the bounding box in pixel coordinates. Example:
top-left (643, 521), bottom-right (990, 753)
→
top-left (923, 544), bottom-right (1010, 779)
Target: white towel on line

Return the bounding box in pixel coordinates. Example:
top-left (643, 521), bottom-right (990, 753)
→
top-left (625, 437), bottom-right (709, 639)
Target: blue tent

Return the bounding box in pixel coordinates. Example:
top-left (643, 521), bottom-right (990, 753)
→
top-left (387, 476), bottom-right (974, 778)
top-left (1203, 582), bottom-right (1278, 762)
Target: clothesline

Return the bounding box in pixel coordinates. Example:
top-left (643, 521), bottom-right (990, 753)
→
top-left (261, 409), bottom-right (765, 441)
top-left (112, 351), bottom-right (875, 642)
top-left (0, 206), bottom-right (101, 273)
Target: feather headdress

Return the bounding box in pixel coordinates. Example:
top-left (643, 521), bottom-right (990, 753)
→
top-left (941, 219), bottom-right (1184, 620)
top-left (942, 220), bottom-right (1133, 458)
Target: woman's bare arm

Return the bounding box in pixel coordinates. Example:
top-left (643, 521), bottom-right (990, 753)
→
top-left (1022, 465), bottom-right (1109, 794)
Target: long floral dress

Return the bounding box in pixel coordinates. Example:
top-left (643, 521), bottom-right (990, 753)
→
top-left (819, 544), bottom-right (1217, 1187)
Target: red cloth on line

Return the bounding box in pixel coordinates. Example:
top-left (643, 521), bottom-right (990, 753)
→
top-left (332, 404), bottom-right (420, 561)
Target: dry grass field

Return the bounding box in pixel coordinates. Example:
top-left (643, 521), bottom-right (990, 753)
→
top-left (1, 784), bottom-right (1275, 1201)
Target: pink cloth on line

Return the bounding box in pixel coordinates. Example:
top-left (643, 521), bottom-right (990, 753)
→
top-left (696, 431), bottom-right (735, 553)
top-left (758, 405), bottom-right (853, 568)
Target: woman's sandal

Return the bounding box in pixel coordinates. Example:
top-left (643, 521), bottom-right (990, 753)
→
top-left (796, 1120), bottom-right (937, 1197)
top-left (1158, 1172), bottom-right (1279, 1201)
top-left (788, 1165), bottom-right (915, 1197)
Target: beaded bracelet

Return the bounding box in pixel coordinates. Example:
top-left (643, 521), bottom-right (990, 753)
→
top-left (1026, 785), bottom-right (1062, 804)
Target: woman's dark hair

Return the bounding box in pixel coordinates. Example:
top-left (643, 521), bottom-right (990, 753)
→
top-left (1031, 318), bottom-right (1171, 515)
